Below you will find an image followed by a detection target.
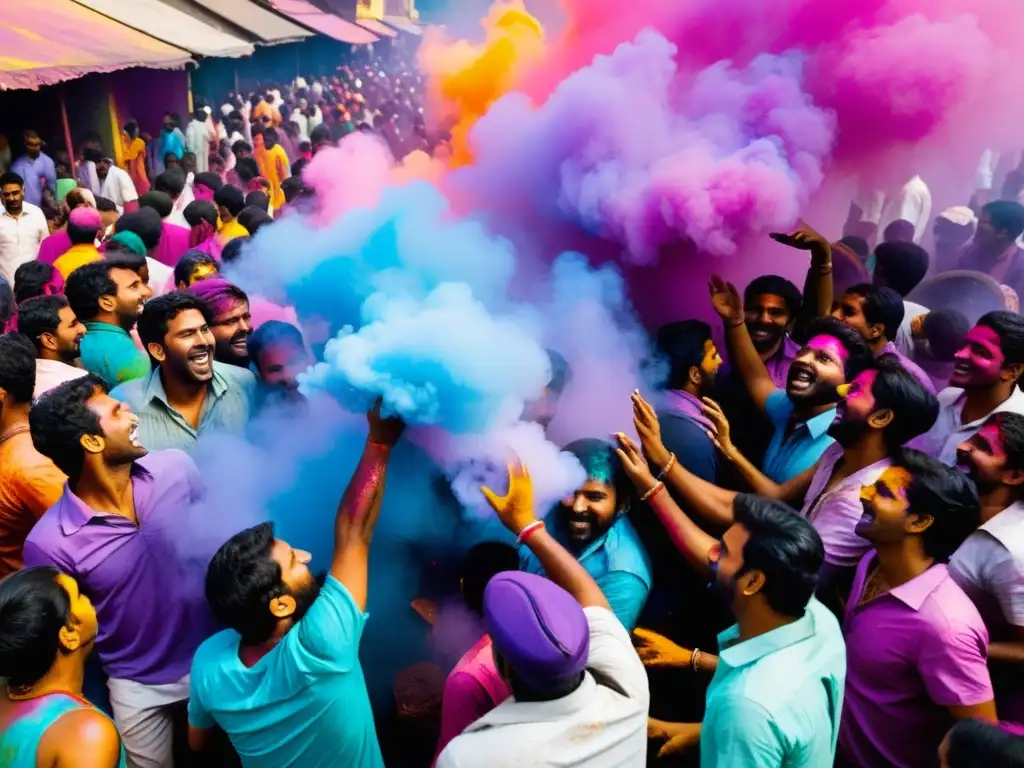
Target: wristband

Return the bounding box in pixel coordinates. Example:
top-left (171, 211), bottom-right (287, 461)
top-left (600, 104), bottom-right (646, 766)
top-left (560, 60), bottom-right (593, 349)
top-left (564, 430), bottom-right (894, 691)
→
top-left (516, 520), bottom-right (545, 545)
top-left (728, 318), bottom-right (745, 328)
top-left (691, 648), bottom-right (702, 672)
top-left (656, 453), bottom-right (676, 481)
top-left (641, 481), bottom-right (665, 503)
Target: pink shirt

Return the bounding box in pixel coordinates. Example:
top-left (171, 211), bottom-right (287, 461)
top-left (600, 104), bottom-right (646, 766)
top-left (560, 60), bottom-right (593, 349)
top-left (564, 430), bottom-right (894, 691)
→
top-left (839, 555), bottom-right (994, 768)
top-left (36, 230), bottom-right (71, 266)
top-left (153, 221), bottom-right (190, 267)
top-left (433, 634), bottom-right (510, 765)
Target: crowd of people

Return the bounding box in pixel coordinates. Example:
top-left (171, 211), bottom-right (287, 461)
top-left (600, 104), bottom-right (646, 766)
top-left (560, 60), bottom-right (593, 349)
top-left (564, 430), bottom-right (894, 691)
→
top-left (2, 29), bottom-right (1024, 768)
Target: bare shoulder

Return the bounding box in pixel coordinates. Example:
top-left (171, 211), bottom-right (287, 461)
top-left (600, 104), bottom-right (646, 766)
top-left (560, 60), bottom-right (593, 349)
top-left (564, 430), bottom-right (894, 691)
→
top-left (45, 708), bottom-right (122, 767)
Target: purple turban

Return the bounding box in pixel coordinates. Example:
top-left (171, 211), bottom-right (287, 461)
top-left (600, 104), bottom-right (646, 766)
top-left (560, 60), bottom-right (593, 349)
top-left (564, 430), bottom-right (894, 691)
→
top-left (483, 571), bottom-right (589, 690)
top-left (186, 277), bottom-right (248, 318)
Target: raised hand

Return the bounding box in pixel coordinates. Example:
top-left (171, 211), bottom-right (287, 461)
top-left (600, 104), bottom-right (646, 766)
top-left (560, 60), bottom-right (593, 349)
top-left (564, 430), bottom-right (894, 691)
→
top-left (481, 459), bottom-right (537, 535)
top-left (631, 391), bottom-right (671, 468)
top-left (699, 397), bottom-right (735, 458)
top-left (614, 432), bottom-right (658, 492)
top-left (633, 627), bottom-right (693, 669)
top-left (708, 275), bottom-right (744, 325)
top-left (367, 401), bottom-right (405, 447)
top-left (769, 221), bottom-right (830, 252)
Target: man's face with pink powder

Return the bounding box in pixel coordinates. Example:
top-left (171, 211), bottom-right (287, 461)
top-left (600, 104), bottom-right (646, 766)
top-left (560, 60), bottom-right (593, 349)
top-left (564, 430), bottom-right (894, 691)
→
top-left (786, 334), bottom-right (849, 405)
top-left (951, 324), bottom-right (1006, 388)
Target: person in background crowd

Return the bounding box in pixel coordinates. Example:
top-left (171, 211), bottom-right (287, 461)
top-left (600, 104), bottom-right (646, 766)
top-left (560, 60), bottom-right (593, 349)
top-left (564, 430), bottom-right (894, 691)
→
top-left (53, 207), bottom-right (103, 280)
top-left (36, 186), bottom-right (95, 266)
top-left (0, 567), bottom-right (126, 766)
top-left (95, 196), bottom-right (120, 240)
top-left (959, 201), bottom-right (1024, 297)
top-left (519, 438), bottom-right (652, 631)
top-left (871, 240), bottom-right (931, 354)
top-left (185, 109), bottom-right (215, 174)
top-left (432, 542), bottom-right (518, 764)
top-left (13, 260), bottom-right (63, 303)
top-left (911, 308), bottom-right (973, 392)
top-left (111, 292), bottom-right (256, 453)
top-left (519, 348), bottom-right (570, 432)
top-left (248, 320), bottom-right (311, 412)
top-left (839, 449), bottom-right (994, 768)
top-left (256, 127), bottom-right (289, 209)
top-left (215, 184), bottom-right (250, 243)
top-left (24, 375), bottom-right (217, 767)
top-left (105, 228), bottom-right (172, 297)
top-left (437, 461), bottom-right (650, 767)
top-left (138, 190), bottom-right (190, 267)
top-left (0, 334), bottom-right (66, 577)
top-left (95, 155), bottom-right (139, 214)
top-left (153, 168), bottom-right (192, 229)
top-left (174, 249), bottom-right (219, 291)
top-left (951, 412), bottom-right (1024, 721)
top-left (189, 406), bottom-right (403, 767)
top-left (235, 157), bottom-right (263, 194)
top-left (881, 219), bottom-right (916, 244)
top-left (16, 295), bottom-right (87, 397)
top-left (0, 171), bottom-right (49, 283)
top-left (831, 283), bottom-right (935, 392)
top-left (939, 719), bottom-right (1024, 768)
top-left (183, 200), bottom-right (222, 260)
top-left (68, 260), bottom-right (150, 388)
top-left (237, 205), bottom-right (272, 236)
top-left (246, 190), bottom-right (271, 215)
top-left (182, 152), bottom-right (198, 180)
top-left (912, 311), bottom-right (1024, 463)
top-left (934, 206), bottom-right (978, 273)
top-left (156, 113), bottom-right (186, 173)
top-left (192, 171), bottom-right (222, 203)
top-left (186, 278), bottom-right (254, 368)
top-left (121, 120), bottom-right (149, 196)
top-left (10, 130), bottom-right (56, 207)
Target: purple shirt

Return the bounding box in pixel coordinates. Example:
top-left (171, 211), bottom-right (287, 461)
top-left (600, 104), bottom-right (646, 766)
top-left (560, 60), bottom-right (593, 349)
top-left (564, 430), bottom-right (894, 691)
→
top-left (22, 450), bottom-right (217, 685)
top-left (36, 230), bottom-right (71, 266)
top-left (839, 554), bottom-right (994, 768)
top-left (879, 341), bottom-right (936, 394)
top-left (766, 334), bottom-right (800, 389)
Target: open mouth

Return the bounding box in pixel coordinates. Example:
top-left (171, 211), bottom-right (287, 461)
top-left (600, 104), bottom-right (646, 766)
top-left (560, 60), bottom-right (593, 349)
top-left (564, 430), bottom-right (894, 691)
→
top-left (952, 362), bottom-right (972, 378)
top-left (789, 365), bottom-right (815, 392)
top-left (128, 420), bottom-right (141, 448)
top-left (749, 328), bottom-right (773, 343)
top-left (567, 515), bottom-right (591, 534)
top-left (189, 348), bottom-right (212, 367)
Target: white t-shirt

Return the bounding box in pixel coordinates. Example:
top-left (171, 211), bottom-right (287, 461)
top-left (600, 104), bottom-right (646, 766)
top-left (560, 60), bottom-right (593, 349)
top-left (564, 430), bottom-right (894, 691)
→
top-left (0, 202), bottom-right (48, 282)
top-left (436, 606), bottom-right (649, 768)
top-left (879, 175), bottom-right (932, 244)
top-left (98, 166), bottom-right (138, 212)
top-left (950, 501), bottom-right (1024, 630)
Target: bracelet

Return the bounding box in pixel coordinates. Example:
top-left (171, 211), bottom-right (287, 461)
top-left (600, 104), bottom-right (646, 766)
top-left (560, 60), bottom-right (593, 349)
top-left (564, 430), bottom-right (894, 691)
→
top-left (813, 263), bottom-right (833, 275)
top-left (516, 520), bottom-right (545, 545)
top-left (640, 481), bottom-right (665, 503)
top-left (728, 318), bottom-right (745, 328)
top-left (691, 648), bottom-right (702, 673)
top-left (656, 453), bottom-right (676, 481)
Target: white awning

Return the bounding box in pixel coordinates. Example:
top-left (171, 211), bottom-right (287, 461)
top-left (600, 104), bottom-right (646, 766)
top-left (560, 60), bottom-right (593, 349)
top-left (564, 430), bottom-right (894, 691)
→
top-left (190, 0), bottom-right (313, 45)
top-left (266, 0), bottom-right (378, 45)
top-left (383, 16), bottom-right (423, 35)
top-left (358, 18), bottom-right (397, 38)
top-left (74, 0), bottom-right (255, 58)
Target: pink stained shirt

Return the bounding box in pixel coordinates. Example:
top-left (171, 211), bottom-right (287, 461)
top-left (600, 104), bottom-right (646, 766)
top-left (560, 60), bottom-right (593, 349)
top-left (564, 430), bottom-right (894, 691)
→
top-left (839, 555), bottom-right (994, 768)
top-left (432, 634), bottom-right (511, 766)
top-left (880, 341), bottom-right (936, 395)
top-left (152, 221), bottom-right (191, 267)
top-left (36, 230), bottom-right (71, 266)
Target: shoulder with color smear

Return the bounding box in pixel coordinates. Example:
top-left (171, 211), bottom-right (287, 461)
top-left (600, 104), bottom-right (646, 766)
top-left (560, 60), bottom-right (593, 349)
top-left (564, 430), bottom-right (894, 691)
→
top-left (214, 361), bottom-right (257, 390)
top-left (138, 448), bottom-right (197, 478)
top-left (935, 387), bottom-right (965, 407)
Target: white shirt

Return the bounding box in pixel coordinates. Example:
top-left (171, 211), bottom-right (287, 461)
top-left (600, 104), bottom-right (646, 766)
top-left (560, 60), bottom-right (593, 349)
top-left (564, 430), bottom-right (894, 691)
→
top-left (34, 358), bottom-right (87, 399)
top-left (436, 606), bottom-right (649, 768)
top-left (895, 299), bottom-right (929, 357)
top-left (0, 202), bottom-right (48, 282)
top-left (98, 166), bottom-right (138, 212)
top-left (879, 175), bottom-right (932, 244)
top-left (186, 120), bottom-right (213, 173)
top-left (909, 386), bottom-right (1024, 464)
top-left (146, 257), bottom-right (173, 297)
top-left (950, 501), bottom-right (1024, 630)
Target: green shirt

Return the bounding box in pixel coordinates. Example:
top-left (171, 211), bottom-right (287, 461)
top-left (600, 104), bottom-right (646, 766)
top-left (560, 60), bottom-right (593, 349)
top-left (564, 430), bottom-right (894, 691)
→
top-left (80, 322), bottom-right (150, 389)
top-left (109, 361), bottom-right (257, 453)
top-left (701, 598), bottom-right (846, 768)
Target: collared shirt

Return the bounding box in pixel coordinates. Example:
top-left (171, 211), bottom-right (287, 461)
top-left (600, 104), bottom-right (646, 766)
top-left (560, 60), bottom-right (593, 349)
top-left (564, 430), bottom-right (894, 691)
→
top-left (840, 555), bottom-right (994, 768)
top-left (659, 389), bottom-right (718, 482)
top-left (98, 165), bottom-right (139, 211)
top-left (10, 152), bottom-right (56, 206)
top-left (110, 361), bottom-right (256, 453)
top-left (801, 443), bottom-right (890, 567)
top-left (0, 202), bottom-right (48, 282)
top-left (701, 598), bottom-right (845, 768)
top-left (519, 515), bottom-right (653, 631)
top-left (765, 334), bottom-right (801, 390)
top-left (880, 341), bottom-right (935, 394)
top-left (0, 426), bottom-right (65, 577)
top-left (79, 321), bottom-right (150, 389)
top-left (53, 242), bottom-right (102, 279)
top-left (762, 389), bottom-right (836, 483)
top-left (22, 450), bottom-right (216, 684)
top-left (895, 300), bottom-right (929, 357)
top-left (909, 386), bottom-right (1024, 465)
top-left (437, 606), bottom-right (649, 768)
top-left (34, 358), bottom-right (87, 399)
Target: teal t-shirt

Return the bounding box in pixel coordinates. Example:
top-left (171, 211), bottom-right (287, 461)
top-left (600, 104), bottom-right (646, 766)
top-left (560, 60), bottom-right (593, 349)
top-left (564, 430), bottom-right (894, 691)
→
top-left (80, 321), bottom-right (149, 388)
top-left (188, 576), bottom-right (384, 768)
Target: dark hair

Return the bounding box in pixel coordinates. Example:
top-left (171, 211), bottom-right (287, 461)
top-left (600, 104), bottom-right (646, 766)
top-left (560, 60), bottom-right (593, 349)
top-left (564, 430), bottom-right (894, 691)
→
top-left (248, 320), bottom-right (303, 365)
top-left (732, 493), bottom-right (823, 618)
top-left (67, 216), bottom-right (99, 246)
top-left (104, 249), bottom-right (148, 278)
top-left (0, 334), bottom-right (37, 402)
top-left (154, 168), bottom-right (186, 199)
top-left (16, 296), bottom-right (69, 354)
top-left (655, 320), bottom-right (714, 390)
top-left (837, 235), bottom-right (870, 259)
top-left (194, 172), bottom-right (223, 193)
top-left (564, 438), bottom-right (632, 510)
top-left (30, 375), bottom-right (107, 483)
top-left (205, 522), bottom-right (286, 644)
top-left (945, 719), bottom-right (1024, 767)
top-left (245, 191), bottom-right (269, 211)
top-left (115, 207), bottom-right (162, 250)
top-left (65, 188), bottom-right (92, 211)
top-left (845, 283), bottom-right (905, 342)
top-left (94, 196), bottom-right (117, 213)
top-left (0, 171), bottom-right (24, 188)
top-left (0, 567), bottom-right (73, 689)
top-left (221, 237), bottom-right (249, 264)
top-left (124, 120), bottom-right (139, 139)
top-left (923, 309), bottom-right (971, 361)
top-left (460, 542), bottom-right (519, 616)
top-left (991, 412), bottom-right (1024, 472)
top-left (977, 311), bottom-right (1024, 368)
top-left (803, 316), bottom-right (875, 382)
top-left (984, 200), bottom-right (1024, 241)
top-left (237, 206), bottom-right (271, 235)
top-left (744, 275), bottom-right (802, 320)
top-left (13, 262), bottom-right (57, 303)
top-left (235, 158), bottom-right (260, 184)
top-left (893, 448), bottom-right (980, 561)
top-left (174, 250), bottom-right (219, 287)
top-left (0, 276), bottom-right (12, 329)
top-left (546, 349), bottom-right (571, 395)
top-left (83, 148), bottom-right (103, 165)
top-left (310, 124), bottom-right (331, 146)
top-left (139, 191), bottom-right (173, 219)
top-left (281, 176), bottom-right (306, 203)
top-left (263, 127), bottom-right (279, 144)
top-left (65, 262), bottom-right (118, 322)
top-left (869, 357), bottom-right (940, 450)
top-left (873, 242), bottom-right (930, 297)
top-left (183, 200), bottom-right (218, 229)
top-left (137, 292), bottom-right (212, 364)
top-left (231, 140), bottom-right (252, 156)
top-left (215, 185), bottom-right (246, 217)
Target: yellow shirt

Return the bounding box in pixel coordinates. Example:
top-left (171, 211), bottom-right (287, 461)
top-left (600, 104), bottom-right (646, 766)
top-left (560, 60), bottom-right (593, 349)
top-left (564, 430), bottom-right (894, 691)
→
top-left (218, 218), bottom-right (249, 243)
top-left (53, 243), bottom-right (102, 279)
top-left (256, 144), bottom-right (289, 209)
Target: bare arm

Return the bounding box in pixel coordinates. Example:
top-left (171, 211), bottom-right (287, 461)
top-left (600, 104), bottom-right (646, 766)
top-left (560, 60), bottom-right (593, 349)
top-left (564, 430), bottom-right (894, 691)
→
top-left (709, 276), bottom-right (776, 412)
top-left (331, 406), bottom-right (404, 611)
top-left (988, 625), bottom-right (1024, 664)
top-left (47, 709), bottom-right (122, 768)
top-left (772, 224), bottom-right (834, 322)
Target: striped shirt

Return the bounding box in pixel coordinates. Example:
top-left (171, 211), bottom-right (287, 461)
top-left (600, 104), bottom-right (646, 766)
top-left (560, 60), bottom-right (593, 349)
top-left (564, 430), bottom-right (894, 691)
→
top-left (110, 362), bottom-right (256, 453)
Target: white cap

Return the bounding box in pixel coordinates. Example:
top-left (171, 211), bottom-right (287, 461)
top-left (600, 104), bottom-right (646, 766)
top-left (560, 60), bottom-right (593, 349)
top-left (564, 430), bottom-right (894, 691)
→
top-left (938, 206), bottom-right (977, 227)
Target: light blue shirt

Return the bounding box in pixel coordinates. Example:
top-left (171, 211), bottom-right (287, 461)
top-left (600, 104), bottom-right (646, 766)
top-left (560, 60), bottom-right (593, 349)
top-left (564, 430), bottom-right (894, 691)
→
top-left (519, 514), bottom-right (653, 630)
top-left (762, 389), bottom-right (836, 483)
top-left (701, 598), bottom-right (846, 768)
top-left (10, 152), bottom-right (57, 206)
top-left (110, 361), bottom-right (256, 453)
top-left (188, 576), bottom-right (384, 768)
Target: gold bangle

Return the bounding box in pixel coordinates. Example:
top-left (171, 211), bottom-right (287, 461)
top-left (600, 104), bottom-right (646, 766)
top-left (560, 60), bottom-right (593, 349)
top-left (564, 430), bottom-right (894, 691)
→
top-left (640, 481), bottom-right (665, 502)
top-left (656, 453), bottom-right (676, 481)
top-left (691, 648), bottom-right (702, 673)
